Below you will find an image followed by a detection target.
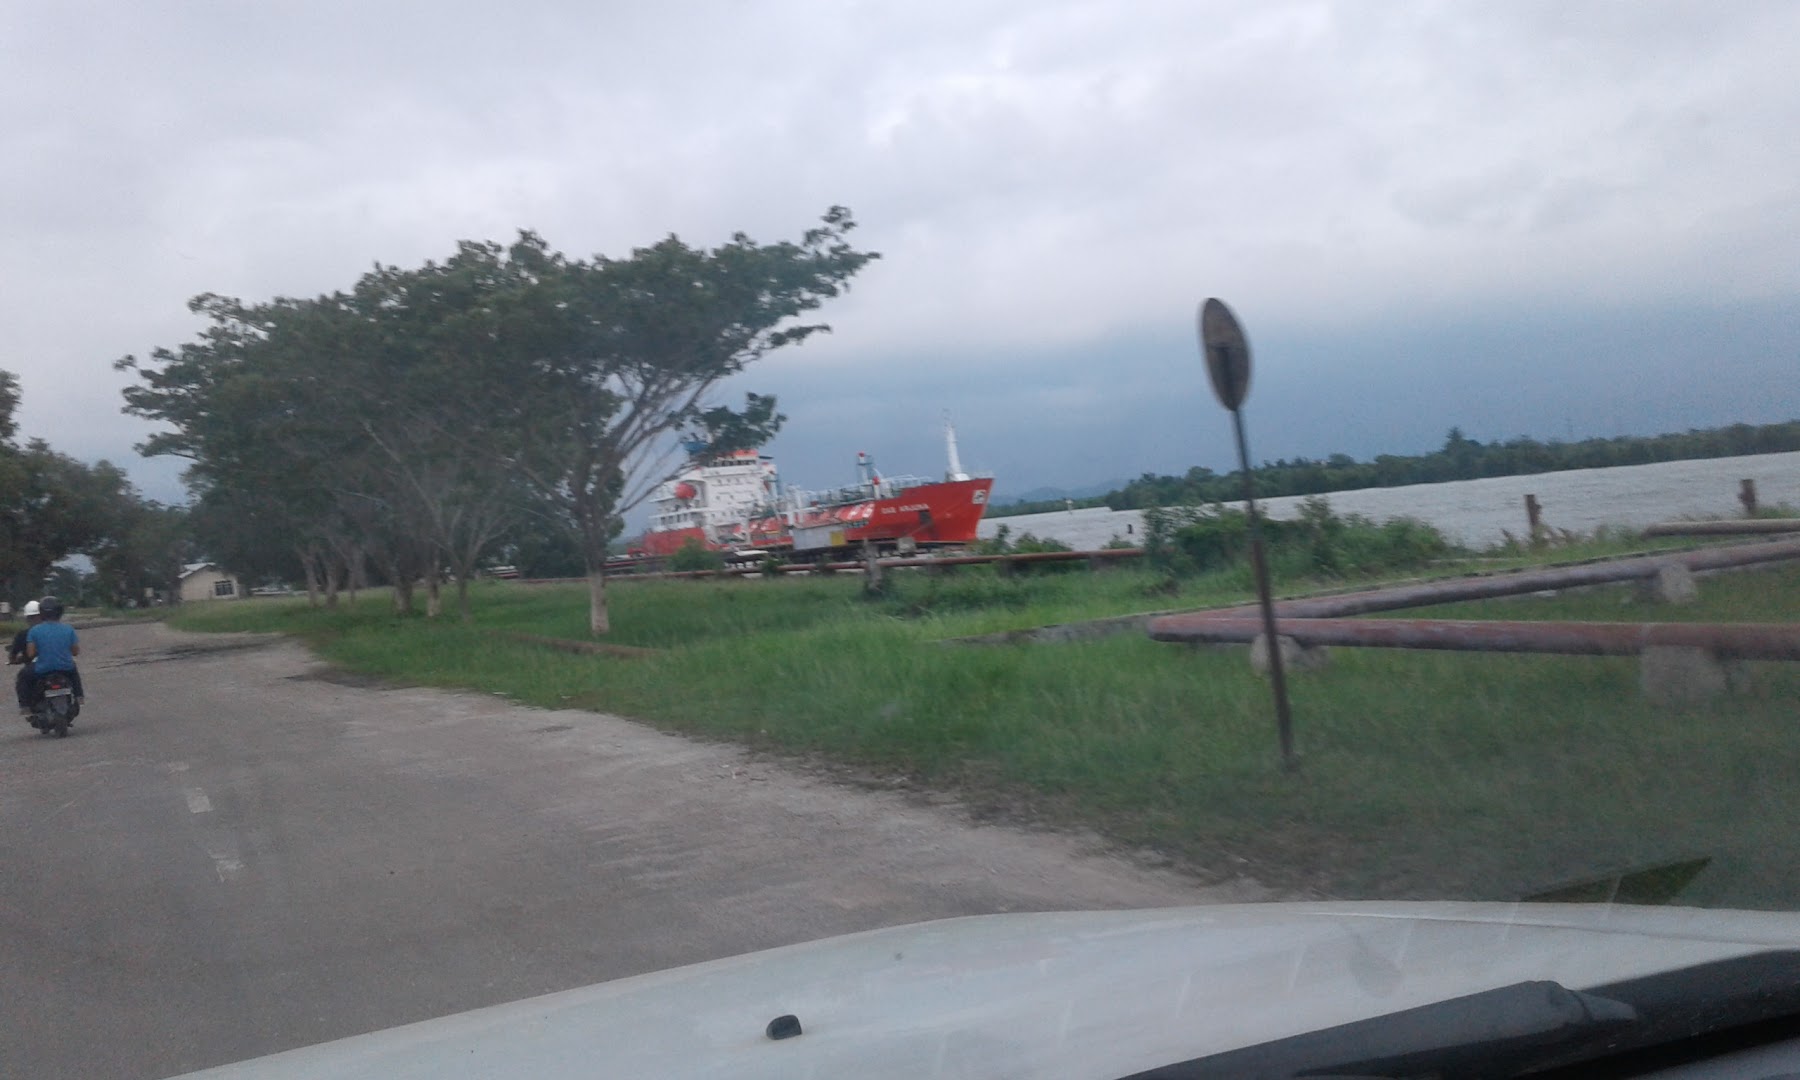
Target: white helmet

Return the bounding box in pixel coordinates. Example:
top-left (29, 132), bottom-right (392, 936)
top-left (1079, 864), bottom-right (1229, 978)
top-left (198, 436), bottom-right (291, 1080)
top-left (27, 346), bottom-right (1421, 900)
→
top-left (22, 600), bottom-right (40, 616)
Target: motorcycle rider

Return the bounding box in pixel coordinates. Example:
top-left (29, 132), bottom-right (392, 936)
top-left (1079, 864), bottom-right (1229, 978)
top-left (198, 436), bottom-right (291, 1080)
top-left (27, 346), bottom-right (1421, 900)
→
top-left (9, 599), bottom-right (41, 715)
top-left (24, 595), bottom-right (82, 708)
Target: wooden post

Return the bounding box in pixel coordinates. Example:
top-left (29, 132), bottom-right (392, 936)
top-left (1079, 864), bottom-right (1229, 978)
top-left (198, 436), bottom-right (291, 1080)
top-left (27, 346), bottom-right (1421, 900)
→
top-left (1740, 479), bottom-right (1759, 517)
top-left (862, 541), bottom-right (883, 595)
top-left (1525, 494), bottom-right (1543, 548)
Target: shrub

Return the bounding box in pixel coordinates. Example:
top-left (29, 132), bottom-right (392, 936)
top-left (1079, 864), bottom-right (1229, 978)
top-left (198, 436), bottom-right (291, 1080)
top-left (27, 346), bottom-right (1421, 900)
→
top-left (1147, 498), bottom-right (1454, 580)
top-left (970, 523), bottom-right (1012, 556)
top-left (1007, 531), bottom-right (1081, 573)
top-left (970, 526), bottom-right (1078, 572)
top-left (876, 570), bottom-right (1035, 617)
top-left (1009, 531), bottom-right (1072, 554)
top-left (668, 538), bottom-right (726, 572)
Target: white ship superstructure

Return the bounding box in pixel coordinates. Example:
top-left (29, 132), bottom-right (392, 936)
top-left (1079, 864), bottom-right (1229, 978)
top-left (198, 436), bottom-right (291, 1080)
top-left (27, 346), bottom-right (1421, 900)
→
top-left (645, 449), bottom-right (779, 542)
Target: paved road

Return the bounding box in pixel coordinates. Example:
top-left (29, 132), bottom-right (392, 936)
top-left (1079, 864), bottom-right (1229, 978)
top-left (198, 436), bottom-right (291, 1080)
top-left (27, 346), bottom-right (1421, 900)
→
top-left (0, 622), bottom-right (1252, 1078)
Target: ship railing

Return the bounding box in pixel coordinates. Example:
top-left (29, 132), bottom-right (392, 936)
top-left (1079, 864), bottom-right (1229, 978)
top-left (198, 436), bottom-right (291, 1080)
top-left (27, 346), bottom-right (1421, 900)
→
top-left (873, 474), bottom-right (932, 497)
top-left (791, 474), bottom-right (945, 505)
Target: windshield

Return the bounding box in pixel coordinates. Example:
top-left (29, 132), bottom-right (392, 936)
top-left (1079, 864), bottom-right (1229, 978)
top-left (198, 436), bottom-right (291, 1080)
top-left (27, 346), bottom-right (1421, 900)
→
top-left (3, 4), bottom-right (1797, 1079)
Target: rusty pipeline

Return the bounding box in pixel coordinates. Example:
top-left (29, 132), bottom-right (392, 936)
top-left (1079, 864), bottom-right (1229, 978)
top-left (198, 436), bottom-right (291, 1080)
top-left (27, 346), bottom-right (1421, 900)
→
top-left (1146, 615), bottom-right (1800, 660)
top-left (1642, 520), bottom-right (1800, 538)
top-left (1195, 537), bottom-right (1800, 620)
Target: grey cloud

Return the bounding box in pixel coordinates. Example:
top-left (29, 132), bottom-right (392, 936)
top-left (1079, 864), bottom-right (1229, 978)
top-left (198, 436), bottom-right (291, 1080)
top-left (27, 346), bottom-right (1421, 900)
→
top-left (3, 0), bottom-right (1797, 507)
top-left (1393, 164), bottom-right (1547, 230)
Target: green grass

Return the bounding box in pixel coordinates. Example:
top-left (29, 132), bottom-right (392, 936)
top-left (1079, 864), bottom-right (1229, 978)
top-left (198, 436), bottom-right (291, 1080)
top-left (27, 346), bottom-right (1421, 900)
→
top-left (171, 562), bottom-right (1800, 908)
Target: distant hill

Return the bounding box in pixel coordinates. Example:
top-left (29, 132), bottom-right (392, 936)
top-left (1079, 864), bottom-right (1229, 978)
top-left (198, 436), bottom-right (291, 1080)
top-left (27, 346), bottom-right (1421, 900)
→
top-left (989, 479), bottom-right (1125, 508)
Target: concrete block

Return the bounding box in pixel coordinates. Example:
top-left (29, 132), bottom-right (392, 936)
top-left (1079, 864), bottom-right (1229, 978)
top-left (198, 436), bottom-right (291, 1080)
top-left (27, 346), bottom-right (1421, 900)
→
top-left (1639, 562), bottom-right (1698, 604)
top-left (1250, 633), bottom-right (1330, 676)
top-left (1640, 645), bottom-right (1728, 704)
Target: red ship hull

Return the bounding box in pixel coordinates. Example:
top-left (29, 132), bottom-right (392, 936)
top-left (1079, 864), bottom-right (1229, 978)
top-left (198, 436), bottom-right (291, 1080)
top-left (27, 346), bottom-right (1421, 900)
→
top-left (636, 526), bottom-right (712, 558)
top-left (636, 476), bottom-right (994, 558)
top-left (788, 477), bottom-right (993, 552)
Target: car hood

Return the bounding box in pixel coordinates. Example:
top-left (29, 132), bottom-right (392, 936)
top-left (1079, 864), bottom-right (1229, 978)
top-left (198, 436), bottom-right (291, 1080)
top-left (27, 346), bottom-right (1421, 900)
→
top-left (170, 901), bottom-right (1800, 1080)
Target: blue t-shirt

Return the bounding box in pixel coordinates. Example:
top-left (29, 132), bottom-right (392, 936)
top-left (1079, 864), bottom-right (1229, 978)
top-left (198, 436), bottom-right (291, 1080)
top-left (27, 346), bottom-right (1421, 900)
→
top-left (27, 621), bottom-right (77, 673)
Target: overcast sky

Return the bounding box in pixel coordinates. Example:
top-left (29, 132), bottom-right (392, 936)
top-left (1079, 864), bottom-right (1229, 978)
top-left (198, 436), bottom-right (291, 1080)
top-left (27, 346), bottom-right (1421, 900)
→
top-left (4, 1), bottom-right (1797, 509)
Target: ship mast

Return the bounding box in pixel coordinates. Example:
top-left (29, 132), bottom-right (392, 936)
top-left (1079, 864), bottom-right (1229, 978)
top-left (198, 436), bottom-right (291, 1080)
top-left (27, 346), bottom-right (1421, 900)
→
top-left (943, 413), bottom-right (970, 482)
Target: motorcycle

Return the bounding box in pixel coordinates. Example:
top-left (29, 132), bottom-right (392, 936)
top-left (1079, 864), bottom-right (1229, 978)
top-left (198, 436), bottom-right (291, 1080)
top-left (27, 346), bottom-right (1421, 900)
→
top-left (28, 671), bottom-right (79, 737)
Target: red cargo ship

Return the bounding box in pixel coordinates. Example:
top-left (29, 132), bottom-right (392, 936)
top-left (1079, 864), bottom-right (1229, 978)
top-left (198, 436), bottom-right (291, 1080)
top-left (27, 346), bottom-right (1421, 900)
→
top-left (637, 423), bottom-right (994, 559)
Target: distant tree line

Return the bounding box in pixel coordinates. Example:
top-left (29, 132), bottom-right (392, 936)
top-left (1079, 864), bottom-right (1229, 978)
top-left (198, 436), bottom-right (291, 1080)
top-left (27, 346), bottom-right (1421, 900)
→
top-left (0, 370), bottom-right (191, 609)
top-left (116, 209), bottom-right (876, 632)
top-left (989, 420), bottom-right (1800, 517)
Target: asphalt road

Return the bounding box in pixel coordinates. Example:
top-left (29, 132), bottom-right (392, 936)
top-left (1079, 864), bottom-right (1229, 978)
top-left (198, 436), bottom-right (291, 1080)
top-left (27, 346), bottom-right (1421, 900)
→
top-left (0, 622), bottom-right (1251, 1078)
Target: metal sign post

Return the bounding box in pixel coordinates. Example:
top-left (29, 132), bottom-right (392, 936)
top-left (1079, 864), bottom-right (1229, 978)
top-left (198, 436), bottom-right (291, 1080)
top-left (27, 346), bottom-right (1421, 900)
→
top-left (1198, 298), bottom-right (1297, 771)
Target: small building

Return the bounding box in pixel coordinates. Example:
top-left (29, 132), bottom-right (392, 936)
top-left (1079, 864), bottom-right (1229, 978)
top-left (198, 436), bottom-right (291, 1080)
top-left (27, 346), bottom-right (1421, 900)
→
top-left (178, 562), bottom-right (244, 603)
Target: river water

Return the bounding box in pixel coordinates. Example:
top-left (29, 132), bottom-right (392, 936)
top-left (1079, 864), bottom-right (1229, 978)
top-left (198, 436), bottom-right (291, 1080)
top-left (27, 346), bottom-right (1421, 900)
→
top-left (980, 451), bottom-right (1800, 550)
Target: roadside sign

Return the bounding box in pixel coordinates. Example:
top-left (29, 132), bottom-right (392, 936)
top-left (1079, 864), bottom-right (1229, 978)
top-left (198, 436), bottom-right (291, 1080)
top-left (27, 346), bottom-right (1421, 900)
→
top-left (1199, 298), bottom-right (1251, 411)
top-left (1195, 297), bottom-right (1296, 771)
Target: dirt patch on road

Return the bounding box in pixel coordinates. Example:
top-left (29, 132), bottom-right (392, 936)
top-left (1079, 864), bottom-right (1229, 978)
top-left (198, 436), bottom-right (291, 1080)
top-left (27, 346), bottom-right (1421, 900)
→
top-left (284, 669), bottom-right (406, 690)
top-left (87, 630), bottom-right (281, 670)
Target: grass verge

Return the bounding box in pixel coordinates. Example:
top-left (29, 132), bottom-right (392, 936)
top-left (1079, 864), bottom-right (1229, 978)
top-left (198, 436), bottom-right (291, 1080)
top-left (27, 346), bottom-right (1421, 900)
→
top-left (171, 561), bottom-right (1800, 908)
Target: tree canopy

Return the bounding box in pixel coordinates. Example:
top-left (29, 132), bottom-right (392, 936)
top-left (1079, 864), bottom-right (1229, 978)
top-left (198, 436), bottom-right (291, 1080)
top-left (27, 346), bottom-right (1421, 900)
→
top-left (1, 370), bottom-right (184, 607)
top-left (117, 208), bottom-right (878, 631)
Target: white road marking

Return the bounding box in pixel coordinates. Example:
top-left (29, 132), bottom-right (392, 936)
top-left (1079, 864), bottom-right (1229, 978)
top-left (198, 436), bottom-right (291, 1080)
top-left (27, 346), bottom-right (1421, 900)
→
top-left (184, 788), bottom-right (213, 814)
top-left (203, 840), bottom-right (245, 884)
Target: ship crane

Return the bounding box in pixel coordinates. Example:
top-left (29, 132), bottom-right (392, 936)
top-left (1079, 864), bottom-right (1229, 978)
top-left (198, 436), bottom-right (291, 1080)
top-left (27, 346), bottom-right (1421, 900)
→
top-left (944, 413), bottom-right (970, 482)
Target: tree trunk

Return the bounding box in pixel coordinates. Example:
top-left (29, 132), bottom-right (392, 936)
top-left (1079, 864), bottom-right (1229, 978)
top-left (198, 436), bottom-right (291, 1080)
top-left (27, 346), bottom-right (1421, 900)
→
top-left (455, 573), bottom-right (471, 623)
top-left (580, 510), bottom-right (614, 635)
top-left (576, 508), bottom-right (616, 636)
top-left (299, 546), bottom-right (322, 607)
top-left (425, 568), bottom-right (442, 619)
top-left (862, 540), bottom-right (883, 596)
top-left (346, 546), bottom-right (364, 604)
top-left (374, 550), bottom-right (415, 615)
top-left (323, 536), bottom-right (361, 607)
top-left (587, 568), bottom-right (609, 636)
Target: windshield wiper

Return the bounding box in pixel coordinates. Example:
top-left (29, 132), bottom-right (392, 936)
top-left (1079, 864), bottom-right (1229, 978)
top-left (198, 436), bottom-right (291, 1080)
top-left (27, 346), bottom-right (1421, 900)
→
top-left (1120, 950), bottom-right (1800, 1080)
top-left (1118, 980), bottom-right (1637, 1079)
